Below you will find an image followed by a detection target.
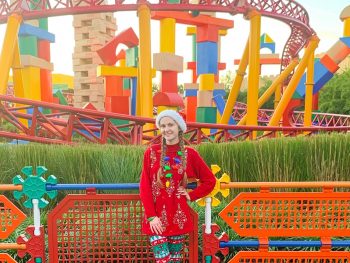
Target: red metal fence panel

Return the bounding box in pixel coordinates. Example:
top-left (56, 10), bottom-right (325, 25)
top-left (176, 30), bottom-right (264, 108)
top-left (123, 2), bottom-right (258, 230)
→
top-left (48, 194), bottom-right (198, 262)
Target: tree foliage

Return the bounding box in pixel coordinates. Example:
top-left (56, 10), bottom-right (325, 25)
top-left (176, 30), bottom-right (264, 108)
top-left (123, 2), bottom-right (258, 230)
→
top-left (220, 71), bottom-right (275, 109)
top-left (318, 68), bottom-right (350, 115)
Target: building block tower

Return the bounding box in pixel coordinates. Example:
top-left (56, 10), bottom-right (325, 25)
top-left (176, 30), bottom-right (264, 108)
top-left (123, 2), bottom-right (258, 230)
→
top-left (73, 11), bottom-right (116, 110)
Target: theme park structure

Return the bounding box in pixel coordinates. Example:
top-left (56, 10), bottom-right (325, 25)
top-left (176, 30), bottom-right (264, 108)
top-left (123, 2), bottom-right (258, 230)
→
top-left (1, 2), bottom-right (350, 262)
top-left (0, 1), bottom-right (349, 144)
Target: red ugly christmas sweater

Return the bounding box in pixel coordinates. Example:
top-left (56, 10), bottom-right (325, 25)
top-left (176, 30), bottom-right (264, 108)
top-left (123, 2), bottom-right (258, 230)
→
top-left (139, 143), bottom-right (216, 236)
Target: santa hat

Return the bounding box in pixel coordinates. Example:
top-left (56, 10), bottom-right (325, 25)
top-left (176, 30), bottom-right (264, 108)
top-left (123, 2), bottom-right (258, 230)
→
top-left (155, 110), bottom-right (187, 132)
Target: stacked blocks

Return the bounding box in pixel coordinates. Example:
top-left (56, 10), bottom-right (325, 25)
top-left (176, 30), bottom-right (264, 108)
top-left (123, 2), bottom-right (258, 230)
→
top-left (73, 12), bottom-right (117, 110)
top-left (184, 83), bottom-right (198, 122)
top-left (152, 15), bottom-right (184, 112)
top-left (294, 37), bottom-right (350, 98)
top-left (18, 22), bottom-right (55, 103)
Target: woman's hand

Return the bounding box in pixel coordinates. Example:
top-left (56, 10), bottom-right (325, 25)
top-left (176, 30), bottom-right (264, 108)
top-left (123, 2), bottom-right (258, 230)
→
top-left (177, 186), bottom-right (190, 201)
top-left (149, 217), bottom-right (164, 235)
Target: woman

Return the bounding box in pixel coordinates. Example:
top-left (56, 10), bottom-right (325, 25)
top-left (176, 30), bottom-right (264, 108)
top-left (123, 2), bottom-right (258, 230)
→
top-left (139, 110), bottom-right (216, 263)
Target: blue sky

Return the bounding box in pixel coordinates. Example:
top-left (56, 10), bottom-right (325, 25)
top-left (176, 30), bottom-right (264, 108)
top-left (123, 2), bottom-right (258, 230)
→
top-left (0, 1), bottom-right (349, 79)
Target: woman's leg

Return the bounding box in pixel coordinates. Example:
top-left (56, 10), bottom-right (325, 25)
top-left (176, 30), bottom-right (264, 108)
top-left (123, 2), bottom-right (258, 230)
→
top-left (168, 235), bottom-right (186, 262)
top-left (149, 235), bottom-right (171, 263)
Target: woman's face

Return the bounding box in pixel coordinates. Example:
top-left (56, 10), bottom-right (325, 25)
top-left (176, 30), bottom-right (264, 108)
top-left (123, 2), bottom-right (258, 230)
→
top-left (159, 116), bottom-right (180, 145)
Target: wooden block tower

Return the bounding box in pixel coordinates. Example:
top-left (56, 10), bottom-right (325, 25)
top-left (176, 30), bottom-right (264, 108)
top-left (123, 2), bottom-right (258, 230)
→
top-left (73, 12), bottom-right (117, 110)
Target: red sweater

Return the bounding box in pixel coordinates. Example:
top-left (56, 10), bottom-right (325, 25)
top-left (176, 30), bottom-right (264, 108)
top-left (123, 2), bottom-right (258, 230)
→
top-left (139, 143), bottom-right (216, 236)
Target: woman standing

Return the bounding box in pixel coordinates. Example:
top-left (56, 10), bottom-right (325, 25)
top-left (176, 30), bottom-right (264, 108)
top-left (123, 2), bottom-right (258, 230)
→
top-left (140, 110), bottom-right (216, 263)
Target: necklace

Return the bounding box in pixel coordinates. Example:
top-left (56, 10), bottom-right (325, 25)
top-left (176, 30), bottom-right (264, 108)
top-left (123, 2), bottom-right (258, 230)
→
top-left (163, 151), bottom-right (183, 188)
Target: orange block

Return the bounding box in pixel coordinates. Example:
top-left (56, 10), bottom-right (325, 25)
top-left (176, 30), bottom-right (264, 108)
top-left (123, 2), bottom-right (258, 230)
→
top-left (105, 76), bottom-right (123, 97)
top-left (110, 96), bottom-right (129, 114)
top-left (320, 54), bottom-right (339, 73)
top-left (185, 96), bottom-right (197, 122)
top-left (152, 11), bottom-right (234, 29)
top-left (105, 96), bottom-right (111, 112)
top-left (40, 69), bottom-right (53, 103)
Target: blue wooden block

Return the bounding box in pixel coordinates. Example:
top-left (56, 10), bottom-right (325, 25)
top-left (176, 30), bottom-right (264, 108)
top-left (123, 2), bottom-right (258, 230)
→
top-left (184, 89), bottom-right (197, 97)
top-left (131, 77), bottom-right (137, 116)
top-left (260, 42), bottom-right (275, 53)
top-left (196, 42), bottom-right (218, 75)
top-left (19, 23), bottom-right (55, 43)
top-left (340, 37), bottom-right (350, 48)
top-left (213, 89), bottom-right (226, 97)
top-left (295, 61), bottom-right (333, 97)
top-left (212, 95), bottom-right (238, 135)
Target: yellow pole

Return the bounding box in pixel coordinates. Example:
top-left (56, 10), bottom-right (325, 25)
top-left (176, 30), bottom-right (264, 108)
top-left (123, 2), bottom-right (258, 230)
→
top-left (303, 49), bottom-right (315, 129)
top-left (0, 14), bottom-right (22, 94)
top-left (274, 83), bottom-right (282, 110)
top-left (237, 58), bottom-right (299, 126)
top-left (343, 17), bottom-right (350, 37)
top-left (265, 36), bottom-right (319, 131)
top-left (246, 10), bottom-right (261, 139)
top-left (218, 38), bottom-right (249, 125)
top-left (160, 18), bottom-right (175, 53)
top-left (138, 5), bottom-right (153, 119)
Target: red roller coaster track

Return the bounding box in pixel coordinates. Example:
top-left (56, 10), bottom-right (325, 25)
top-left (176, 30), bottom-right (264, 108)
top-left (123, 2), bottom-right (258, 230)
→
top-left (0, 95), bottom-right (348, 145)
top-left (0, 0), bottom-right (314, 71)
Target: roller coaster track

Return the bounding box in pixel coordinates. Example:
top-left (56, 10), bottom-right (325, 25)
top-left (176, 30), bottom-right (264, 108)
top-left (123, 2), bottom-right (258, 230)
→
top-left (0, 0), bottom-right (314, 72)
top-left (0, 95), bottom-right (348, 145)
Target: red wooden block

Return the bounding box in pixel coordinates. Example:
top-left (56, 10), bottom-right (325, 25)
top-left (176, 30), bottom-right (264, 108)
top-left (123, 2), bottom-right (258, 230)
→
top-left (197, 25), bottom-right (219, 43)
top-left (110, 96), bottom-right (129, 114)
top-left (153, 92), bottom-right (184, 107)
top-left (40, 69), bottom-right (53, 103)
top-left (38, 40), bottom-right (50, 61)
top-left (161, 71), bottom-right (178, 93)
top-left (123, 88), bottom-right (131, 97)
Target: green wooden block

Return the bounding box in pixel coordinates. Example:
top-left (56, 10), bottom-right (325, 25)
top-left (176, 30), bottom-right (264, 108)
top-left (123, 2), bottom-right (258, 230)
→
top-left (126, 47), bottom-right (138, 67)
top-left (168, 0), bottom-right (180, 3)
top-left (39, 18), bottom-right (48, 30)
top-left (292, 91), bottom-right (303, 99)
top-left (54, 90), bottom-right (68, 105)
top-left (111, 118), bottom-right (130, 132)
top-left (196, 107), bottom-right (217, 123)
top-left (123, 78), bottom-right (131, 90)
top-left (19, 36), bottom-right (38, 56)
top-left (42, 108), bottom-right (52, 114)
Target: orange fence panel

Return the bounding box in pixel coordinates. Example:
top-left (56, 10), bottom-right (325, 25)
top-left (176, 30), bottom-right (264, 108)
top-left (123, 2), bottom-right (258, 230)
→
top-left (229, 251), bottom-right (350, 263)
top-left (48, 194), bottom-right (198, 262)
top-left (220, 192), bottom-right (350, 237)
top-left (0, 195), bottom-right (26, 239)
top-left (0, 253), bottom-right (17, 263)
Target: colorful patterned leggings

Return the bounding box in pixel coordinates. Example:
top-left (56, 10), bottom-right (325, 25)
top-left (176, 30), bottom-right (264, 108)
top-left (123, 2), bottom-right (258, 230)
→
top-left (149, 235), bottom-right (186, 263)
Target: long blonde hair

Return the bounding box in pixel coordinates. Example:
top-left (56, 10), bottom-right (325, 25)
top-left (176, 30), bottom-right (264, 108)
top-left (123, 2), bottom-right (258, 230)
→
top-left (157, 130), bottom-right (187, 188)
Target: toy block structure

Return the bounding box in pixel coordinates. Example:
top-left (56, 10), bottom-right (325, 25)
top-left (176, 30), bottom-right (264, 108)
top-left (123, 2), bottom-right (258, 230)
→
top-left (152, 11), bottom-right (232, 120)
top-left (17, 21), bottom-right (55, 104)
top-left (96, 28), bottom-right (142, 125)
top-left (73, 11), bottom-right (117, 110)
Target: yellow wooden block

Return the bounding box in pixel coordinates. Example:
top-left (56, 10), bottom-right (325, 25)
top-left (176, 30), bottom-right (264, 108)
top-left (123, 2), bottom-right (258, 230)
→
top-left (157, 106), bottom-right (177, 114)
top-left (97, 65), bottom-right (157, 78)
top-left (97, 65), bottom-right (138, 77)
top-left (160, 18), bottom-right (175, 53)
top-left (21, 67), bottom-right (41, 101)
top-left (199, 74), bottom-right (215, 91)
top-left (186, 26), bottom-right (196, 35)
